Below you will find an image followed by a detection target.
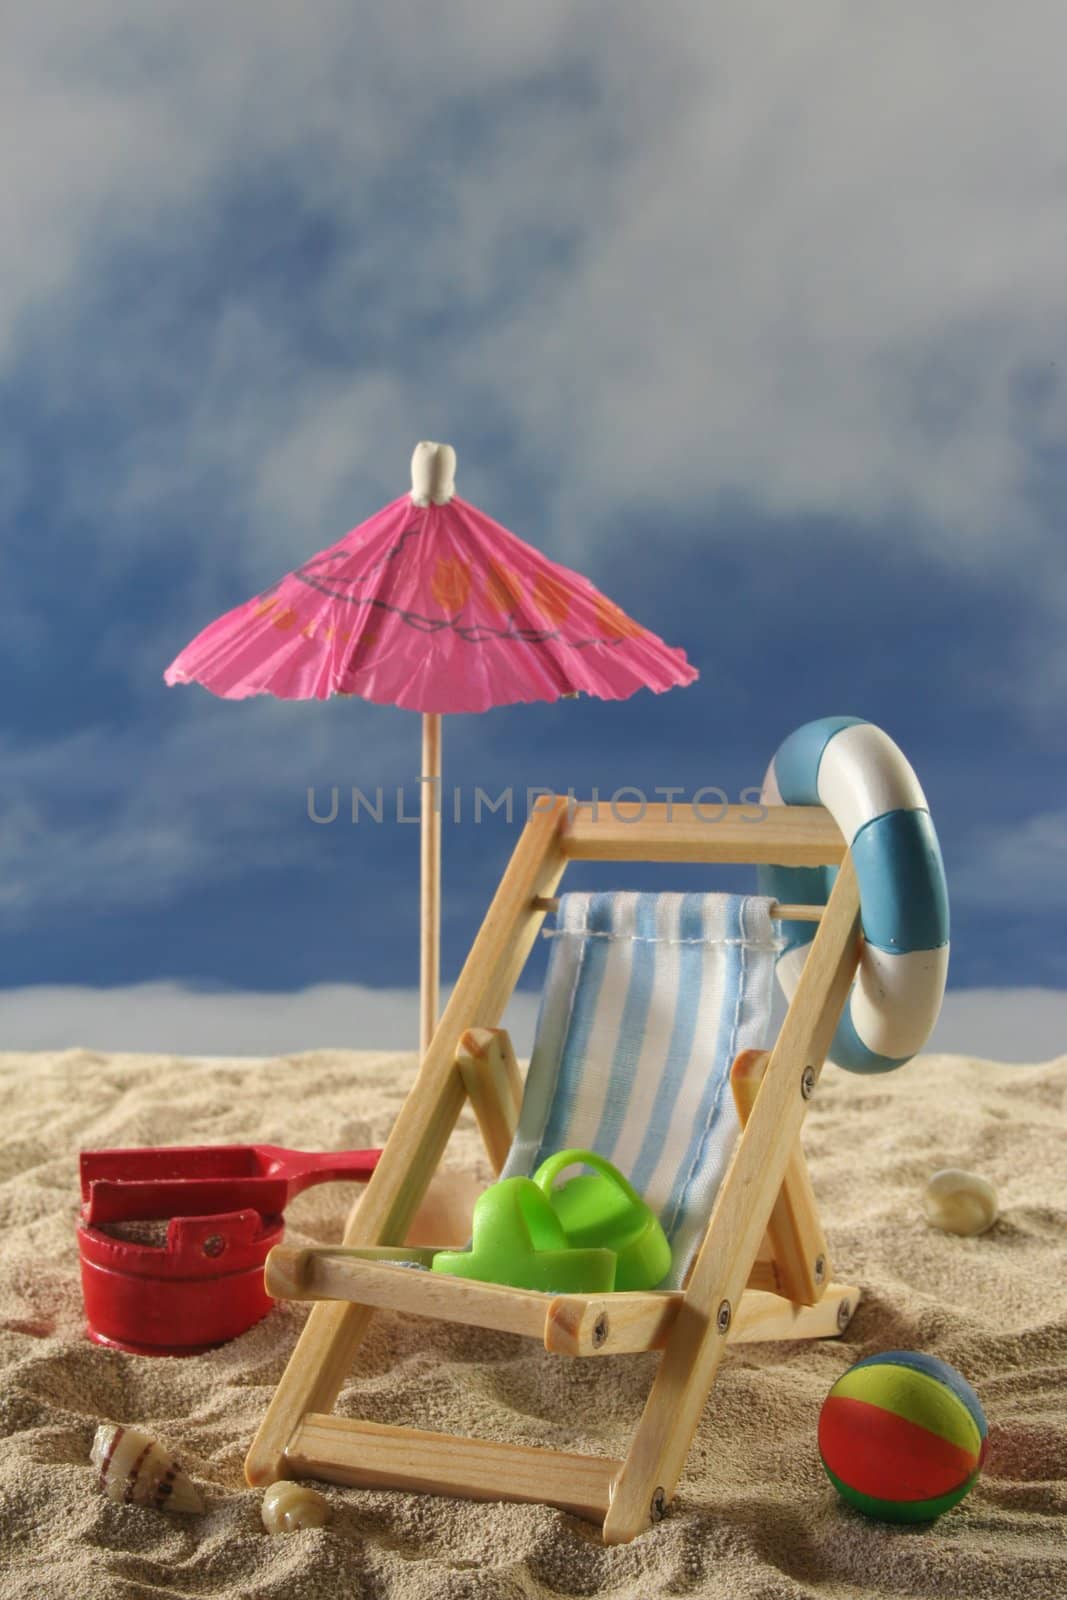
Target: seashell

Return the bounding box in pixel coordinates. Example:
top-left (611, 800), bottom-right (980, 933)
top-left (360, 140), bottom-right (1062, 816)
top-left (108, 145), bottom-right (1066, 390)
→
top-left (261, 1480), bottom-right (332, 1533)
top-left (923, 1168), bottom-right (999, 1236)
top-left (90, 1423), bottom-right (204, 1513)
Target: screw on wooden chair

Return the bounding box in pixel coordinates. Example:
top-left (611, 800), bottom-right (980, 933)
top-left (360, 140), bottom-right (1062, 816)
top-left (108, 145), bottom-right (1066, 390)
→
top-left (716, 1299), bottom-right (731, 1335)
top-left (650, 1486), bottom-right (667, 1522)
top-left (801, 1066), bottom-right (816, 1099)
top-left (814, 1253), bottom-right (826, 1285)
top-left (592, 1313), bottom-right (610, 1349)
top-left (836, 1298), bottom-right (852, 1332)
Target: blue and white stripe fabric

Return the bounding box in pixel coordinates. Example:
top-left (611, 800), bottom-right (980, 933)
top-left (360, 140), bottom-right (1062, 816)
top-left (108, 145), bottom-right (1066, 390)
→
top-left (499, 892), bottom-right (779, 1290)
top-left (759, 717), bottom-right (950, 1075)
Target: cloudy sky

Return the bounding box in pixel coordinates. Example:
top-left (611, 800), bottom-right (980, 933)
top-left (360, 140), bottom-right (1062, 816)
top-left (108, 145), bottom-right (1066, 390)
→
top-left (2, 3), bottom-right (1065, 1060)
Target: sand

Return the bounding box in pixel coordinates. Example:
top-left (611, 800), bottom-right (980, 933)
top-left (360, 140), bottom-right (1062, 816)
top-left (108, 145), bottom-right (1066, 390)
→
top-left (0, 1045), bottom-right (1064, 1600)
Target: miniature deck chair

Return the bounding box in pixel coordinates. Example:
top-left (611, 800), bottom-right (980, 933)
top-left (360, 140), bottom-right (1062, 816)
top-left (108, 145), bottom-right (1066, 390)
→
top-left (247, 796), bottom-right (864, 1543)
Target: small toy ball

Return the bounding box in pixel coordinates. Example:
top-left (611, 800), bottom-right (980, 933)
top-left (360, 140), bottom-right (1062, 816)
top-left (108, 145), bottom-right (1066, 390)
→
top-left (818, 1351), bottom-right (988, 1522)
top-left (923, 1168), bottom-right (998, 1236)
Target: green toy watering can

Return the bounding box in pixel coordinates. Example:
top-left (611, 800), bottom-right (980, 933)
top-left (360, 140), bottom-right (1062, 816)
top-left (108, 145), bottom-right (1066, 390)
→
top-left (533, 1149), bottom-right (673, 1292)
top-left (430, 1176), bottom-right (616, 1293)
top-left (431, 1149), bottom-right (672, 1295)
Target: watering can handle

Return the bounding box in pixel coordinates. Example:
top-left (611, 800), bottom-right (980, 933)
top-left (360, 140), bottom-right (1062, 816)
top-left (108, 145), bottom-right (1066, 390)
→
top-left (532, 1148), bottom-right (646, 1209)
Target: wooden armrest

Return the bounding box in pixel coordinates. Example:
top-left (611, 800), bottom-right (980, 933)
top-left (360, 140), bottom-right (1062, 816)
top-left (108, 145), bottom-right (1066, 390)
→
top-left (265, 1246), bottom-right (553, 1338)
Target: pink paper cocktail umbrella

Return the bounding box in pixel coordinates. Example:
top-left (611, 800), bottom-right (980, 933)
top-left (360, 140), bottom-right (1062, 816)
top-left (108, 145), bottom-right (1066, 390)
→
top-left (165, 443), bottom-right (698, 1050)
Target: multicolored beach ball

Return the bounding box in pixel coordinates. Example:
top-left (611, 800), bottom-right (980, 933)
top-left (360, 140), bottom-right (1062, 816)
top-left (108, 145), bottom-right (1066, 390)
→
top-left (818, 1351), bottom-right (988, 1522)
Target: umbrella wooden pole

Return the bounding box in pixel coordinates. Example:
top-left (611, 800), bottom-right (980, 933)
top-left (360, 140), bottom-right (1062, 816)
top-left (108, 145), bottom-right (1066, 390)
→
top-left (420, 713), bottom-right (442, 1055)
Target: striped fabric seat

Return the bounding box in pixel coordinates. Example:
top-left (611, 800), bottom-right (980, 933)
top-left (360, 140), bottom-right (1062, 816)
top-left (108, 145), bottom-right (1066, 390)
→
top-left (500, 892), bottom-right (781, 1290)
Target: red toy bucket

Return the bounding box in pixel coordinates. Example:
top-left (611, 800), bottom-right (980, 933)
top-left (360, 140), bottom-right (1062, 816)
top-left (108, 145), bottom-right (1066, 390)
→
top-left (78, 1208), bottom-right (283, 1356)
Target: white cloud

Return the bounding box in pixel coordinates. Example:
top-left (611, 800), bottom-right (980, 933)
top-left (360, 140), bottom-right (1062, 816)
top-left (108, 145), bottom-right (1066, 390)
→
top-left (954, 807), bottom-right (1067, 908)
top-left (925, 986), bottom-right (1067, 1062)
top-left (0, 979), bottom-right (1061, 1066)
top-left (0, 697), bottom-right (420, 921)
top-left (0, 977), bottom-right (541, 1058)
top-left (0, 675), bottom-right (595, 922)
top-left (4, 2), bottom-right (1067, 584)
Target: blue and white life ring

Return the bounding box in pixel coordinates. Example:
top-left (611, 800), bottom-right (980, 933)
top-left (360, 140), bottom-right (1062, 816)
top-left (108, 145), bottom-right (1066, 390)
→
top-left (759, 717), bottom-right (949, 1074)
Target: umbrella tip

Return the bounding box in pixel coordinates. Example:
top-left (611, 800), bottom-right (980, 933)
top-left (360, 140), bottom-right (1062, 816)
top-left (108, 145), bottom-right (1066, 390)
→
top-left (411, 441), bottom-right (457, 507)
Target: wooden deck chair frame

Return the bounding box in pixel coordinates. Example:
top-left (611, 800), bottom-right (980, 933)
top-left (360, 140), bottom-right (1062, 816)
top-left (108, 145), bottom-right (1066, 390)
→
top-left (247, 797), bottom-right (863, 1544)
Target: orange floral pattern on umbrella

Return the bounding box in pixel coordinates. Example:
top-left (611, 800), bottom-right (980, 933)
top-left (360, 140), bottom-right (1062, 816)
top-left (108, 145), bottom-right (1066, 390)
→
top-left (485, 561), bottom-right (524, 616)
top-left (595, 595), bottom-right (645, 640)
top-left (533, 572), bottom-right (571, 626)
top-left (430, 557), bottom-right (472, 613)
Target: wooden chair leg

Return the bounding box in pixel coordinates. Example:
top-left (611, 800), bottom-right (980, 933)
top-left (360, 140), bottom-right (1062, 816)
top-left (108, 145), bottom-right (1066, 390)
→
top-left (456, 1027), bottom-right (523, 1174)
top-left (731, 1049), bottom-right (831, 1305)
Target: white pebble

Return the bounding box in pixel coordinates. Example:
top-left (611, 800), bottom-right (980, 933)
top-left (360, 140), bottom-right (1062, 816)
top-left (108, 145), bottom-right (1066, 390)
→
top-left (923, 1168), bottom-right (998, 1236)
top-left (261, 1480), bottom-right (332, 1534)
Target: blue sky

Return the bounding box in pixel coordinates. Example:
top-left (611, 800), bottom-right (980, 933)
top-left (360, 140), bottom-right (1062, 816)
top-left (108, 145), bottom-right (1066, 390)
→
top-left (1, 5), bottom-right (1065, 1056)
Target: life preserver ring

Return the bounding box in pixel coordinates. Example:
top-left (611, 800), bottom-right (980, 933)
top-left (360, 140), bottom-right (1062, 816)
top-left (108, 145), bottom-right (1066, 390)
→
top-left (759, 717), bottom-right (949, 1074)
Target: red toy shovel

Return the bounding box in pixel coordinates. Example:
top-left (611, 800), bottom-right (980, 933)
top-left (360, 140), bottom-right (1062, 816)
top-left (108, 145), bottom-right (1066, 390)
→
top-left (80, 1143), bottom-right (381, 1224)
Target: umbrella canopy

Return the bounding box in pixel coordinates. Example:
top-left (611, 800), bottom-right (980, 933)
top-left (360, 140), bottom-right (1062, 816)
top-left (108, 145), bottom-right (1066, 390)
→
top-left (165, 448), bottom-right (697, 713)
top-left (165, 443), bottom-right (698, 1051)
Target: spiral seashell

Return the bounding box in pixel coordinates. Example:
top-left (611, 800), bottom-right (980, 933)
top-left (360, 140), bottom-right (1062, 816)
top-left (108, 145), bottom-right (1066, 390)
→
top-left (90, 1423), bottom-right (204, 1513)
top-left (261, 1480), bottom-right (332, 1533)
top-left (923, 1168), bottom-right (999, 1236)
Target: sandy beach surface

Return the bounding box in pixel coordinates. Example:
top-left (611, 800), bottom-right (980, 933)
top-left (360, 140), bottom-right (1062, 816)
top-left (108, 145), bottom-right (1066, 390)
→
top-left (0, 1045), bottom-right (1064, 1600)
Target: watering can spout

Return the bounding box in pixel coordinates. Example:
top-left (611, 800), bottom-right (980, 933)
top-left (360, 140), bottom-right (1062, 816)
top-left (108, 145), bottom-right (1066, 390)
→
top-left (411, 441), bottom-right (457, 506)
